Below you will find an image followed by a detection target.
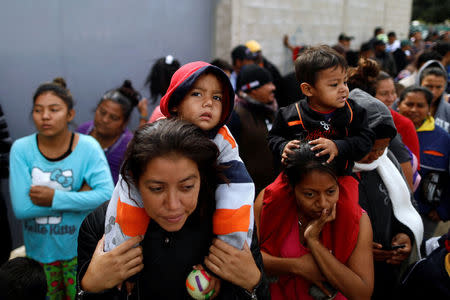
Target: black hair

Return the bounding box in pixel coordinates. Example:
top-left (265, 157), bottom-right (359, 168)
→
top-left (345, 50), bottom-right (359, 67)
top-left (399, 85), bottom-right (433, 106)
top-left (372, 124), bottom-right (397, 140)
top-left (420, 66), bottom-right (447, 84)
top-left (387, 31), bottom-right (396, 38)
top-left (99, 80), bottom-right (141, 122)
top-left (375, 71), bottom-right (394, 91)
top-left (120, 119), bottom-right (223, 219)
top-left (415, 51), bottom-right (443, 69)
top-left (360, 42), bottom-right (373, 53)
top-left (374, 27), bottom-right (383, 36)
top-left (432, 41), bottom-right (450, 57)
top-left (210, 58), bottom-right (233, 74)
top-left (294, 45), bottom-right (348, 86)
top-left (284, 142), bottom-right (338, 188)
top-left (347, 58), bottom-right (380, 95)
top-left (144, 56), bottom-right (181, 104)
top-left (33, 77), bottom-right (74, 110)
top-left (0, 257), bottom-right (47, 300)
top-left (376, 71), bottom-right (392, 81)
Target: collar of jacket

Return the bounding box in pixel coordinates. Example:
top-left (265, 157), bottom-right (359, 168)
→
top-left (417, 116), bottom-right (435, 132)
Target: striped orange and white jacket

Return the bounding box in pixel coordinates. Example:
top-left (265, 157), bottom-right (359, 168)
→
top-left (104, 125), bottom-right (255, 252)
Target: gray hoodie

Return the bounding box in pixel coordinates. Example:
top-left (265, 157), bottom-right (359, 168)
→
top-left (349, 88), bottom-right (397, 135)
top-left (416, 60), bottom-right (450, 132)
top-left (349, 88), bottom-right (412, 165)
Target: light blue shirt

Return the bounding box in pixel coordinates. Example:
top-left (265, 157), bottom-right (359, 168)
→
top-left (9, 133), bottom-right (114, 263)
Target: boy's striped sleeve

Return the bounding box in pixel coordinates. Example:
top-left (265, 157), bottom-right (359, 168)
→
top-left (213, 126), bottom-right (255, 249)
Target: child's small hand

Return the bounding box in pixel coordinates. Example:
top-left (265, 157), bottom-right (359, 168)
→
top-left (309, 138), bottom-right (338, 163)
top-left (282, 140), bottom-right (300, 164)
top-left (193, 264), bottom-right (221, 298)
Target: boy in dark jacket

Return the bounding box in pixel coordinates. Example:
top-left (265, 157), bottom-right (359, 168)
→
top-left (268, 45), bottom-right (374, 174)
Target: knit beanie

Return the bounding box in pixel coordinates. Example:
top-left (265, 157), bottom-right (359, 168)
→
top-left (237, 64), bottom-right (273, 92)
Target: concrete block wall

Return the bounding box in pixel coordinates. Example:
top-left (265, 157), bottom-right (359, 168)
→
top-left (214, 0), bottom-right (413, 74)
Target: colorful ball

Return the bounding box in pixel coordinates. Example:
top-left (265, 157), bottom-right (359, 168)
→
top-left (186, 269), bottom-right (214, 299)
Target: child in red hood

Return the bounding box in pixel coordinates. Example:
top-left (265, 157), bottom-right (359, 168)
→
top-left (104, 62), bottom-right (255, 259)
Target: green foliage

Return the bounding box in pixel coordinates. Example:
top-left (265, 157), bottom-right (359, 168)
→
top-left (412, 0), bottom-right (450, 23)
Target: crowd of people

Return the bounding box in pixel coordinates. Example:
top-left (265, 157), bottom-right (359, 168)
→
top-left (1, 25), bottom-right (449, 300)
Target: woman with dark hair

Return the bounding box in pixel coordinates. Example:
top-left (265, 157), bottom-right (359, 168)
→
top-left (417, 61), bottom-right (450, 132)
top-left (374, 71), bottom-right (421, 191)
top-left (9, 78), bottom-right (114, 299)
top-left (397, 86), bottom-right (450, 240)
top-left (255, 142), bottom-right (374, 299)
top-left (77, 119), bottom-right (269, 299)
top-left (77, 80), bottom-right (145, 184)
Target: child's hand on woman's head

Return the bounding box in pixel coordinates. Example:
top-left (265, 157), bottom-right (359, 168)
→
top-left (282, 140), bottom-right (300, 164)
top-left (29, 186), bottom-right (54, 206)
top-left (192, 264), bottom-right (221, 299)
top-left (304, 203), bottom-right (336, 242)
top-left (309, 138), bottom-right (339, 163)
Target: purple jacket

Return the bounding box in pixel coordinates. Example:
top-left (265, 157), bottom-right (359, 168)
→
top-left (77, 121), bottom-right (132, 184)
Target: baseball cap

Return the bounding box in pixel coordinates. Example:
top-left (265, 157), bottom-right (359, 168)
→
top-left (338, 33), bottom-right (354, 41)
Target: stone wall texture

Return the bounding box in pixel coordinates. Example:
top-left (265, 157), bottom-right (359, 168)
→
top-left (214, 0), bottom-right (413, 74)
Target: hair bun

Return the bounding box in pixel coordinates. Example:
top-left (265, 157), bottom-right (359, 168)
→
top-left (119, 79), bottom-right (140, 107)
top-left (53, 77), bottom-right (67, 88)
top-left (122, 79), bottom-right (133, 90)
top-left (358, 58), bottom-right (379, 78)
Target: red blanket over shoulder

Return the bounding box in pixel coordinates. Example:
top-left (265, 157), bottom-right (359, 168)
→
top-left (259, 173), bottom-right (362, 263)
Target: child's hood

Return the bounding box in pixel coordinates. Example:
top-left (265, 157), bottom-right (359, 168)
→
top-left (160, 61), bottom-right (235, 130)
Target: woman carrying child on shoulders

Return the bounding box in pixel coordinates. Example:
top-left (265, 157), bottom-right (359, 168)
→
top-left (77, 120), bottom-right (269, 299)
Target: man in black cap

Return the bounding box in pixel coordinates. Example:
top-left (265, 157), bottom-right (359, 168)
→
top-left (230, 45), bottom-right (257, 91)
top-left (227, 64), bottom-right (277, 194)
top-left (374, 39), bottom-right (397, 77)
top-left (332, 33), bottom-right (354, 55)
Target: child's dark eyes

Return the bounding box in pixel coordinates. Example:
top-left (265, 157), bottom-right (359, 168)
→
top-left (191, 91), bottom-right (201, 97)
top-left (213, 95), bottom-right (223, 101)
